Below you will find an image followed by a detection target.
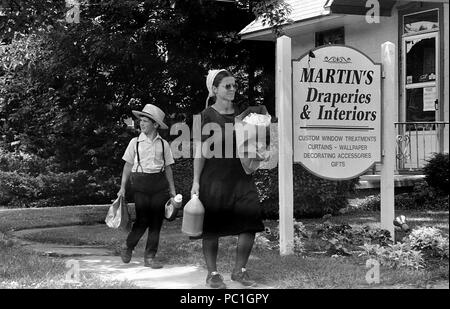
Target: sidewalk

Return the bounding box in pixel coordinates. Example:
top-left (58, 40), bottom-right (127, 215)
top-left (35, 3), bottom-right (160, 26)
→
top-left (75, 255), bottom-right (268, 289)
top-left (11, 227), bottom-right (274, 289)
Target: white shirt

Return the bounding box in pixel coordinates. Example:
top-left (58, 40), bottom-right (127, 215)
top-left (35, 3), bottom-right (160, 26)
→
top-left (122, 133), bottom-right (175, 173)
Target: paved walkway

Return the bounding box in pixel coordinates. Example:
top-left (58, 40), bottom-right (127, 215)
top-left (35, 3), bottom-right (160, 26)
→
top-left (10, 228), bottom-right (274, 289)
top-left (75, 256), bottom-right (264, 289)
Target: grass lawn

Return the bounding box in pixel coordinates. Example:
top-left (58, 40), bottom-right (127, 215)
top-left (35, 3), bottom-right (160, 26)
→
top-left (2, 205), bottom-right (448, 289)
top-left (0, 233), bottom-right (136, 289)
top-left (0, 205), bottom-right (113, 233)
top-left (0, 205), bottom-right (138, 288)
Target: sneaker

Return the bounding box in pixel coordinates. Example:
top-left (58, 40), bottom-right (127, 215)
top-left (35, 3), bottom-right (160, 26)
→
top-left (231, 268), bottom-right (257, 287)
top-left (120, 246), bottom-right (132, 264)
top-left (144, 257), bottom-right (163, 269)
top-left (206, 272), bottom-right (226, 289)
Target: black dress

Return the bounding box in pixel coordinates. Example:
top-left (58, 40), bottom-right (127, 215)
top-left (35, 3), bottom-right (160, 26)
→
top-left (196, 106), bottom-right (265, 238)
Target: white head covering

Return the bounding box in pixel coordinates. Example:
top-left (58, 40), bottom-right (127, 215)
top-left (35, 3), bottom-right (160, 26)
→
top-left (205, 69), bottom-right (227, 109)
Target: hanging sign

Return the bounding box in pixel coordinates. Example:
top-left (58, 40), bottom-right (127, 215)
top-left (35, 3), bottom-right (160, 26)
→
top-left (292, 45), bottom-right (382, 180)
top-left (423, 86), bottom-right (436, 112)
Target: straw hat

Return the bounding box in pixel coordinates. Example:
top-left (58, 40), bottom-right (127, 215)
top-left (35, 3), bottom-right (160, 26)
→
top-left (132, 104), bottom-right (168, 130)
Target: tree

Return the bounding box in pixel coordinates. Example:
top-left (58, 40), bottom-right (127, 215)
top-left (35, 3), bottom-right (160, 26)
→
top-left (1, 0), bottom-right (286, 171)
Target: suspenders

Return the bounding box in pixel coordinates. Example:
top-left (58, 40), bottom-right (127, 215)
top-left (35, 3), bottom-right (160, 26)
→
top-left (134, 139), bottom-right (166, 173)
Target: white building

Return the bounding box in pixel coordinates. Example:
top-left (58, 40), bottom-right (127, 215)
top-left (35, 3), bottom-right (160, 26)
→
top-left (240, 0), bottom-right (449, 177)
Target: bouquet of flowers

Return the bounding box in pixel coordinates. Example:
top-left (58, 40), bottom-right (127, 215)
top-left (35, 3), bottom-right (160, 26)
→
top-left (235, 105), bottom-right (272, 174)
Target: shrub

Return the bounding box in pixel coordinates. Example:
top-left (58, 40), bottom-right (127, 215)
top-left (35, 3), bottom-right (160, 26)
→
top-left (255, 164), bottom-right (359, 219)
top-left (411, 181), bottom-right (449, 211)
top-left (1, 156), bottom-right (358, 213)
top-left (360, 243), bottom-right (424, 270)
top-left (0, 171), bottom-right (41, 208)
top-left (356, 186), bottom-right (448, 211)
top-left (313, 222), bottom-right (392, 255)
top-left (423, 153), bottom-right (449, 195)
top-left (172, 158), bottom-right (193, 205)
top-left (0, 150), bottom-right (60, 176)
top-left (317, 223), bottom-right (392, 248)
top-left (254, 220), bottom-right (307, 255)
top-left (0, 169), bottom-right (119, 208)
top-left (406, 227), bottom-right (449, 259)
top-left (139, 160), bottom-right (358, 218)
top-left (167, 159), bottom-right (359, 219)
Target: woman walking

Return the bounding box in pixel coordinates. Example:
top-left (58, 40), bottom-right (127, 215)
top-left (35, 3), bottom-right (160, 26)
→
top-left (118, 104), bottom-right (177, 269)
top-left (191, 69), bottom-right (265, 288)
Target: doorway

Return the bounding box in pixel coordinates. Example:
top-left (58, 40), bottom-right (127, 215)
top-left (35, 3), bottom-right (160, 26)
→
top-left (399, 9), bottom-right (442, 170)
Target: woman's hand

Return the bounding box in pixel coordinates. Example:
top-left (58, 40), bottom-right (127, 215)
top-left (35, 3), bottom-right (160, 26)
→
top-left (117, 187), bottom-right (126, 198)
top-left (190, 182), bottom-right (200, 197)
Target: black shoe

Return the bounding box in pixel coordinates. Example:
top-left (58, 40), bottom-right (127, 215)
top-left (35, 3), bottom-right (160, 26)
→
top-left (120, 246), bottom-right (133, 264)
top-left (231, 268), bottom-right (257, 287)
top-left (206, 272), bottom-right (226, 289)
top-left (144, 257), bottom-right (163, 269)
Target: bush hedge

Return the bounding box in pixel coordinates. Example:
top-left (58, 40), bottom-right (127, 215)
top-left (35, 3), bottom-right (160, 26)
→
top-left (356, 182), bottom-right (449, 211)
top-left (170, 159), bottom-right (358, 218)
top-left (254, 164), bottom-right (359, 218)
top-left (0, 169), bottom-right (119, 208)
top-left (0, 150), bottom-right (61, 176)
top-left (355, 154), bottom-right (449, 212)
top-left (1, 155), bottom-right (358, 218)
top-left (423, 153), bottom-right (449, 195)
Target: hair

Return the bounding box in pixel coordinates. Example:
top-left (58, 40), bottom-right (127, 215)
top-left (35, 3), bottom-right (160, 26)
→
top-left (206, 70), bottom-right (234, 107)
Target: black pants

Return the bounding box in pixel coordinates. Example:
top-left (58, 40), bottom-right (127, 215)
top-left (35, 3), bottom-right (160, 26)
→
top-left (126, 190), bottom-right (169, 258)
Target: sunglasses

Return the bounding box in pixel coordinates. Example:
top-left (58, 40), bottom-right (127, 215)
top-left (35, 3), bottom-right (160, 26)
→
top-left (222, 83), bottom-right (237, 90)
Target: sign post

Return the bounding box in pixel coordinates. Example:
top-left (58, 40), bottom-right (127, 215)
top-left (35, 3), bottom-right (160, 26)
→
top-left (276, 43), bottom-right (392, 254)
top-left (276, 36), bottom-right (294, 255)
top-left (381, 42), bottom-right (396, 240)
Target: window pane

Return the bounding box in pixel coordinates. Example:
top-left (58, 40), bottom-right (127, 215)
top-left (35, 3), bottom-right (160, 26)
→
top-left (404, 10), bottom-right (438, 34)
top-left (315, 27), bottom-right (345, 47)
top-left (405, 37), bottom-right (436, 84)
top-left (406, 88), bottom-right (435, 123)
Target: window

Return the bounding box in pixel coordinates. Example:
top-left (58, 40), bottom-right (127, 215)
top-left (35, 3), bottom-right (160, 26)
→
top-left (315, 27), bottom-right (345, 47)
top-left (403, 9), bottom-right (438, 35)
top-left (405, 37), bottom-right (436, 85)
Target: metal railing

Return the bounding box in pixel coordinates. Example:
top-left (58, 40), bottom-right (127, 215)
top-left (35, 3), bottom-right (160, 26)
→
top-left (395, 121), bottom-right (449, 171)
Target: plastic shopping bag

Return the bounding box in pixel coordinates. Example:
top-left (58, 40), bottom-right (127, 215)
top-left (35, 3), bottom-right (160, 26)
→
top-left (235, 105), bottom-right (272, 174)
top-left (105, 196), bottom-right (131, 231)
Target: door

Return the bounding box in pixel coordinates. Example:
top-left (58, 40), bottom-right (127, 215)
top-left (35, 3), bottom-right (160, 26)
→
top-left (401, 30), bottom-right (440, 169)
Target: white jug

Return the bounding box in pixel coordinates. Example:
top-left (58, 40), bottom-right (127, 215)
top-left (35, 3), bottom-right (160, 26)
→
top-left (181, 194), bottom-right (205, 237)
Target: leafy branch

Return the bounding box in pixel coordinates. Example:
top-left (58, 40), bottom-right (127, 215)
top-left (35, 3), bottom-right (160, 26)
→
top-left (251, 0), bottom-right (293, 37)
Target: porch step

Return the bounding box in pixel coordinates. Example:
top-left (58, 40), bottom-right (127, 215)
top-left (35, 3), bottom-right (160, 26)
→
top-left (357, 174), bottom-right (426, 189)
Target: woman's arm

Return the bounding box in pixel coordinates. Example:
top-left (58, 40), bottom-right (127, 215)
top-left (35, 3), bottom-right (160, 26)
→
top-left (117, 162), bottom-right (133, 197)
top-left (164, 165), bottom-right (177, 198)
top-left (191, 140), bottom-right (205, 197)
